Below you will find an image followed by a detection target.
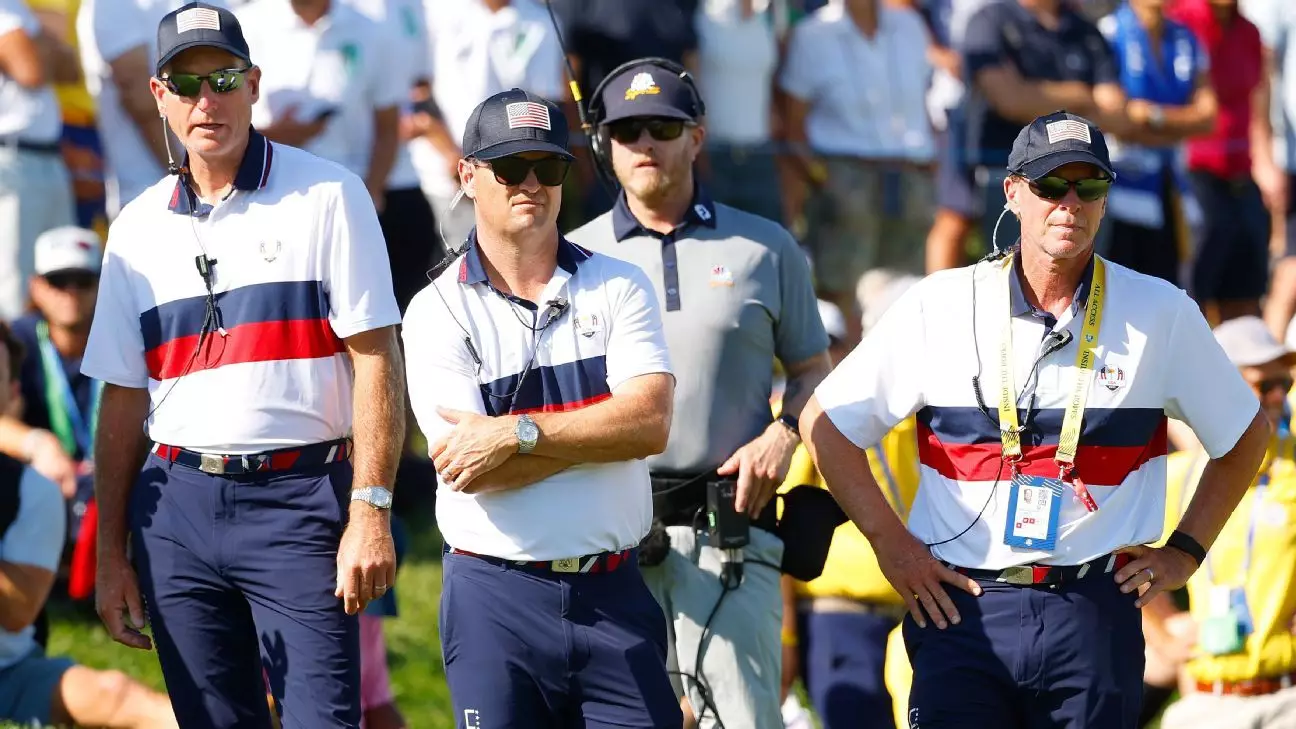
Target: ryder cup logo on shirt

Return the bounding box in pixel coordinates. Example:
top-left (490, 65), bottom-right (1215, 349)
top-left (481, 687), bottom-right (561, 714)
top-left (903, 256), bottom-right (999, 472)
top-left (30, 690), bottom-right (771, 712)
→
top-left (625, 72), bottom-right (661, 101)
top-left (177, 6), bottom-right (221, 33)
top-left (1097, 364), bottom-right (1125, 391)
top-left (709, 265), bottom-right (734, 287)
top-left (573, 312), bottom-right (603, 338)
top-left (506, 101), bottom-right (551, 131)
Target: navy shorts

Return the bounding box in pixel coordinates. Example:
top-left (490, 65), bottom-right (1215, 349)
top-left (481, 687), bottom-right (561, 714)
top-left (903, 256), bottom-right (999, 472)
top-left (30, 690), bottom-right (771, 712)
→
top-left (440, 549), bottom-right (681, 729)
top-left (129, 453), bottom-right (360, 729)
top-left (902, 567), bottom-right (1144, 729)
top-left (1188, 170), bottom-right (1270, 302)
top-left (798, 608), bottom-right (899, 729)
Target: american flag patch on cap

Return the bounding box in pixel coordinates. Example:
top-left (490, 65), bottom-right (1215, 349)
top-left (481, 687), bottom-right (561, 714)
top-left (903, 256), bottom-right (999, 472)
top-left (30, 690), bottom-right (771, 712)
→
top-left (506, 102), bottom-right (551, 131)
top-left (1046, 119), bottom-right (1091, 144)
top-left (177, 7), bottom-right (221, 33)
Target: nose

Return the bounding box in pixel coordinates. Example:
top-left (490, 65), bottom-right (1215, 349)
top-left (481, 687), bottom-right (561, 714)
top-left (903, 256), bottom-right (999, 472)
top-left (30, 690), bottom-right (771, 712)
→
top-left (518, 169), bottom-right (542, 193)
top-left (1056, 185), bottom-right (1084, 208)
top-left (194, 83), bottom-right (221, 112)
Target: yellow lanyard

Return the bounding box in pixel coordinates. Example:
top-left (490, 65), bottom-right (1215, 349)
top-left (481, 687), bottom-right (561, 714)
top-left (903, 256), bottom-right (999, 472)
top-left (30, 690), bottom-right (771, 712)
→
top-left (997, 255), bottom-right (1106, 480)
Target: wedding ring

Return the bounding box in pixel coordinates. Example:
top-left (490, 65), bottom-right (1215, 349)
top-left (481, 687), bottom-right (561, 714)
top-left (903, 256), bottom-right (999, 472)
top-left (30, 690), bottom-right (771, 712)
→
top-left (1146, 568), bottom-right (1154, 582)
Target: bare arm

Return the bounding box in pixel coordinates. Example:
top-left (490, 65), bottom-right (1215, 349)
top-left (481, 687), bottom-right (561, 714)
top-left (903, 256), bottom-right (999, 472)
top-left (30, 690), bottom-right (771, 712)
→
top-left (0, 26), bottom-right (45, 89)
top-left (365, 105), bottom-right (400, 208)
top-left (32, 28), bottom-right (79, 84)
top-left (975, 66), bottom-right (1097, 124)
top-left (463, 454), bottom-right (571, 494)
top-left (529, 372), bottom-right (674, 463)
top-left (92, 384), bottom-right (150, 562)
top-left (110, 46), bottom-right (170, 170)
top-left (779, 94), bottom-right (820, 231)
top-left (1250, 47), bottom-right (1286, 212)
top-left (346, 325), bottom-right (405, 494)
top-left (0, 562), bottom-right (54, 632)
top-left (0, 417), bottom-right (76, 497)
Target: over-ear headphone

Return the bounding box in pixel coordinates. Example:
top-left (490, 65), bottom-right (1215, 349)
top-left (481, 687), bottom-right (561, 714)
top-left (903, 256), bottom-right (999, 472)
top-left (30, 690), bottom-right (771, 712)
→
top-left (585, 57), bottom-right (707, 190)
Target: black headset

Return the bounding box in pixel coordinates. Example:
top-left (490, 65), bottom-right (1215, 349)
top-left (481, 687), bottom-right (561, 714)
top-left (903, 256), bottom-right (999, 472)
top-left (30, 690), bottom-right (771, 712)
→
top-left (584, 57), bottom-right (707, 190)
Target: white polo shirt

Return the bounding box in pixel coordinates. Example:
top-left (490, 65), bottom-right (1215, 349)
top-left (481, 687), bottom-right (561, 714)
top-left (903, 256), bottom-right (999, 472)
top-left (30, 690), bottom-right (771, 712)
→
top-left (81, 131), bottom-right (402, 453)
top-left (77, 0), bottom-right (197, 215)
top-left (402, 233), bottom-right (673, 561)
top-left (411, 0), bottom-right (566, 199)
top-left (778, 3), bottom-right (935, 162)
top-left (236, 0), bottom-right (407, 179)
top-left (0, 0), bottom-right (61, 144)
top-left (815, 254), bottom-right (1259, 570)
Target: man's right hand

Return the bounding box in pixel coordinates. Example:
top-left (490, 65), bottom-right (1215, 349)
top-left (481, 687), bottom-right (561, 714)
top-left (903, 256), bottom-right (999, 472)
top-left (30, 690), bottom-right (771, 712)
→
top-left (95, 554), bottom-right (152, 650)
top-left (875, 527), bottom-right (982, 630)
top-left (26, 429), bottom-right (77, 499)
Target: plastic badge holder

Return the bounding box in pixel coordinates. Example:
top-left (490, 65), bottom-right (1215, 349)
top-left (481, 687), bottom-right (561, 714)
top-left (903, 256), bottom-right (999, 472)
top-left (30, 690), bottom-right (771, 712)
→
top-left (1199, 613), bottom-right (1246, 656)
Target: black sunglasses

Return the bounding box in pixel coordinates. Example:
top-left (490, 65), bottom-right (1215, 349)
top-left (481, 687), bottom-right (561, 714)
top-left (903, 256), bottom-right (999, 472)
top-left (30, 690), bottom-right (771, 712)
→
top-left (606, 118), bottom-right (690, 145)
top-left (476, 156), bottom-right (571, 187)
top-left (1256, 377), bottom-right (1294, 395)
top-left (44, 271), bottom-right (98, 291)
top-left (1026, 176), bottom-right (1113, 202)
top-left (161, 68), bottom-right (250, 97)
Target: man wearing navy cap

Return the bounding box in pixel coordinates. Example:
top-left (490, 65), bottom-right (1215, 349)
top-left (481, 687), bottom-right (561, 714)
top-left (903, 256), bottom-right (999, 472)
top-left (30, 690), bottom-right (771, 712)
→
top-left (84, 3), bottom-right (405, 728)
top-left (569, 59), bottom-right (832, 729)
top-left (800, 109), bottom-right (1270, 728)
top-left (402, 87), bottom-right (680, 728)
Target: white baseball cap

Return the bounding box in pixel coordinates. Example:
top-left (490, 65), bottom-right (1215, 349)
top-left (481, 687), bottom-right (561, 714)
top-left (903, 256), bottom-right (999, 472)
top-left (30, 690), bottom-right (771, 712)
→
top-left (35, 226), bottom-right (102, 276)
top-left (1213, 316), bottom-right (1294, 368)
top-left (817, 299), bottom-right (847, 342)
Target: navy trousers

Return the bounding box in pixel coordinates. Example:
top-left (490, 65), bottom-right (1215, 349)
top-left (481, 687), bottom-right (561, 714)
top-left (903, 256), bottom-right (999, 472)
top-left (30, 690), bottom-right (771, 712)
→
top-left (440, 549), bottom-right (682, 729)
top-left (129, 453), bottom-right (360, 729)
top-left (799, 609), bottom-right (899, 729)
top-left (902, 571), bottom-right (1144, 729)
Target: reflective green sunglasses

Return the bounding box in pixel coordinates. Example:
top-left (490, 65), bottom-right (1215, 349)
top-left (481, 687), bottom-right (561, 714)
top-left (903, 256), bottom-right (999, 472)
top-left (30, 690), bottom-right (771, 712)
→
top-left (1028, 176), bottom-right (1113, 202)
top-left (161, 68), bottom-right (249, 97)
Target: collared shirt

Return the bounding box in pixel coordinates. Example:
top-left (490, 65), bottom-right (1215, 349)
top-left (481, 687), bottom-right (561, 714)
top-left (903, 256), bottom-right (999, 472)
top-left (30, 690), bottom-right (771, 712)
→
top-left (960, 1), bottom-right (1118, 168)
top-left (814, 253), bottom-right (1258, 570)
top-left (778, 3), bottom-right (935, 161)
top-left (1164, 437), bottom-right (1296, 683)
top-left (1170, 0), bottom-right (1264, 179)
top-left (237, 0), bottom-right (407, 178)
top-left (76, 0), bottom-right (194, 215)
top-left (0, 462), bottom-right (64, 670)
top-left (0, 0), bottom-right (61, 143)
top-left (80, 131), bottom-right (402, 453)
top-left (568, 189), bottom-right (829, 475)
top-left (402, 231), bottom-right (673, 561)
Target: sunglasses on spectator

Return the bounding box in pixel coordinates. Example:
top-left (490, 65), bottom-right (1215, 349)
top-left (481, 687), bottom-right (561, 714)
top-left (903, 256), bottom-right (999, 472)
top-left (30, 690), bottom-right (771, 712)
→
top-left (1255, 377), bottom-right (1294, 395)
top-left (606, 118), bottom-right (692, 144)
top-left (160, 68), bottom-right (250, 97)
top-left (1026, 176), bottom-right (1113, 202)
top-left (475, 156), bottom-right (571, 187)
top-left (44, 271), bottom-right (99, 291)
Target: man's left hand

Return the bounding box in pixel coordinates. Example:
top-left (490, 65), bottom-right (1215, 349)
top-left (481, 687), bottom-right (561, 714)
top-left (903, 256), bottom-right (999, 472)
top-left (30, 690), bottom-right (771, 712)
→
top-left (335, 505), bottom-right (396, 615)
top-left (1114, 544), bottom-right (1199, 608)
top-left (717, 423), bottom-right (799, 517)
top-left (431, 407), bottom-right (515, 491)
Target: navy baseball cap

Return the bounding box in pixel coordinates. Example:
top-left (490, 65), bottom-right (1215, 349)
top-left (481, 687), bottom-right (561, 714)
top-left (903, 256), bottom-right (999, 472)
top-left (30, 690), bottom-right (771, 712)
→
top-left (155, 2), bottom-right (252, 77)
top-left (598, 61), bottom-right (702, 125)
top-left (1008, 111), bottom-right (1116, 181)
top-left (461, 88), bottom-right (572, 161)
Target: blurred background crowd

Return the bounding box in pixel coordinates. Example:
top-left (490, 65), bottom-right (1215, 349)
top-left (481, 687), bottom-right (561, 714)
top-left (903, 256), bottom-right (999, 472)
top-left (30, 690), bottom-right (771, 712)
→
top-left (4, 0), bottom-right (1296, 726)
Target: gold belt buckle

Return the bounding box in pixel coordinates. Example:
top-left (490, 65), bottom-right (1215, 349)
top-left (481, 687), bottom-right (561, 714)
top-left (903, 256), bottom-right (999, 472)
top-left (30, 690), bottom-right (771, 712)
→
top-left (551, 558), bottom-right (580, 573)
top-left (199, 454), bottom-right (226, 474)
top-left (1001, 566), bottom-right (1034, 585)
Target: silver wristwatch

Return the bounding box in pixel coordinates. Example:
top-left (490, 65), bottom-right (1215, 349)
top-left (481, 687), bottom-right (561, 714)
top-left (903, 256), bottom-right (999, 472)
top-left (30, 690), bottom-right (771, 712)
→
top-left (351, 486), bottom-right (394, 510)
top-left (516, 414), bottom-right (539, 454)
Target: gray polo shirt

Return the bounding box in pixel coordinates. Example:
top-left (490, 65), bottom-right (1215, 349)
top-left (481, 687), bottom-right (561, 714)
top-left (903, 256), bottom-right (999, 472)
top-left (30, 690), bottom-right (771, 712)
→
top-left (568, 189), bottom-right (828, 475)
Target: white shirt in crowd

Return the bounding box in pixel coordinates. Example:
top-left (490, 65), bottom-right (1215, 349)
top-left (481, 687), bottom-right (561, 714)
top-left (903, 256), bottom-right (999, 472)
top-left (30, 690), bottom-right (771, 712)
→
top-left (779, 2), bottom-right (935, 162)
top-left (81, 134), bottom-right (402, 453)
top-left (411, 0), bottom-right (565, 200)
top-left (77, 0), bottom-right (197, 217)
top-left (236, 0), bottom-right (407, 179)
top-left (403, 236), bottom-right (673, 561)
top-left (0, 467), bottom-right (63, 670)
top-left (815, 256), bottom-right (1258, 570)
top-left (0, 0), bottom-right (61, 144)
top-left (695, 0), bottom-right (778, 145)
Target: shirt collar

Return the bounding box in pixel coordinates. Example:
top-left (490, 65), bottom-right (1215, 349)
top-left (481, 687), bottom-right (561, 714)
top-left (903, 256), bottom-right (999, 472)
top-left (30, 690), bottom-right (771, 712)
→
top-left (1008, 250), bottom-right (1096, 320)
top-left (611, 184), bottom-right (718, 241)
top-left (167, 129), bottom-right (274, 216)
top-left (456, 227), bottom-right (592, 285)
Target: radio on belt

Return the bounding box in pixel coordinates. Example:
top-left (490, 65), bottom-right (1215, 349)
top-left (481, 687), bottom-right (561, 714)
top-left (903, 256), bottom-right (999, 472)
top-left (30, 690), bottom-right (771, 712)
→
top-left (706, 479), bottom-right (749, 550)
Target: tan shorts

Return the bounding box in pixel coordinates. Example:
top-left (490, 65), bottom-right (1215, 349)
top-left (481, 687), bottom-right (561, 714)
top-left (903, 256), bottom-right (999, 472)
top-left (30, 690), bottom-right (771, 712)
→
top-left (1161, 685), bottom-right (1296, 729)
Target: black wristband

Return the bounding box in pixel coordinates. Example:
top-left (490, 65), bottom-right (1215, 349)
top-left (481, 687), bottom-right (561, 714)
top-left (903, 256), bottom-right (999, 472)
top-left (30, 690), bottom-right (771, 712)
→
top-left (1166, 530), bottom-right (1207, 566)
top-left (777, 413), bottom-right (800, 438)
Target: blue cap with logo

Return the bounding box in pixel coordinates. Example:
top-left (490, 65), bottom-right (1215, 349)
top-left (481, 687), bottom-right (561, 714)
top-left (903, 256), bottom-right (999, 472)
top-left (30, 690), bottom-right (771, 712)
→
top-left (461, 88), bottom-right (573, 161)
top-left (156, 2), bottom-right (251, 76)
top-left (1008, 110), bottom-right (1115, 181)
top-left (598, 61), bottom-right (703, 125)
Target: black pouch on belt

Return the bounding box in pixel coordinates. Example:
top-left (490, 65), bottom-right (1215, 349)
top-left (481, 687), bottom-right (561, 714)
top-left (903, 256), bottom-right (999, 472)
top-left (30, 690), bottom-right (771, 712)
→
top-left (776, 485), bottom-right (849, 582)
top-left (638, 518), bottom-right (672, 567)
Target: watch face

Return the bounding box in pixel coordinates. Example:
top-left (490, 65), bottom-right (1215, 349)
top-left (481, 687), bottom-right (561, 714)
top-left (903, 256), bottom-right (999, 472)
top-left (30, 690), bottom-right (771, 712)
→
top-left (520, 421), bottom-right (539, 441)
top-left (373, 489), bottom-right (392, 508)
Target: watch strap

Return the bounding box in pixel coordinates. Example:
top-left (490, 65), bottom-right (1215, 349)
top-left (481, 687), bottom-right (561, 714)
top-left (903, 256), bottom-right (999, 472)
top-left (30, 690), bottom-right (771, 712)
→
top-left (777, 412), bottom-right (800, 438)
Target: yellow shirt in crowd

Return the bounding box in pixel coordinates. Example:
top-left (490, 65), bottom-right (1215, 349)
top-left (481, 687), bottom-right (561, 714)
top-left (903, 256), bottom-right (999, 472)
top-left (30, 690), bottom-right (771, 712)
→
top-left (1164, 436), bottom-right (1296, 683)
top-left (24, 0), bottom-right (96, 124)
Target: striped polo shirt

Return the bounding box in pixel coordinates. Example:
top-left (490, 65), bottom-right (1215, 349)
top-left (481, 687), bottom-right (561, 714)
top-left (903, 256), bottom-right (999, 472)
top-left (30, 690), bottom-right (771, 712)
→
top-left (81, 131), bottom-right (402, 453)
top-left (815, 253), bottom-right (1259, 570)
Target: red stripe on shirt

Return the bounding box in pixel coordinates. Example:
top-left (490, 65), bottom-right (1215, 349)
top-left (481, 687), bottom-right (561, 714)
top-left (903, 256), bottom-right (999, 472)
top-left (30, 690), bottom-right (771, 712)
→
top-left (145, 318), bottom-right (343, 380)
top-left (511, 392), bottom-right (612, 415)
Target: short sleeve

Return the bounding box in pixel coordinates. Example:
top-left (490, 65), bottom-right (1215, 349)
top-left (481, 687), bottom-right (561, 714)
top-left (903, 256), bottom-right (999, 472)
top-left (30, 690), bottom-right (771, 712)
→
top-left (774, 235), bottom-right (830, 365)
top-left (322, 174), bottom-right (402, 339)
top-left (1, 469), bottom-right (66, 571)
top-left (961, 4), bottom-right (1007, 77)
top-left (777, 20), bottom-right (822, 102)
top-left (401, 286), bottom-right (485, 450)
top-left (81, 235), bottom-right (149, 387)
top-left (603, 262), bottom-right (673, 391)
top-left (368, 21), bottom-right (408, 110)
top-left (814, 281), bottom-right (928, 451)
top-left (92, 0), bottom-right (149, 63)
top-left (1163, 292), bottom-right (1259, 459)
